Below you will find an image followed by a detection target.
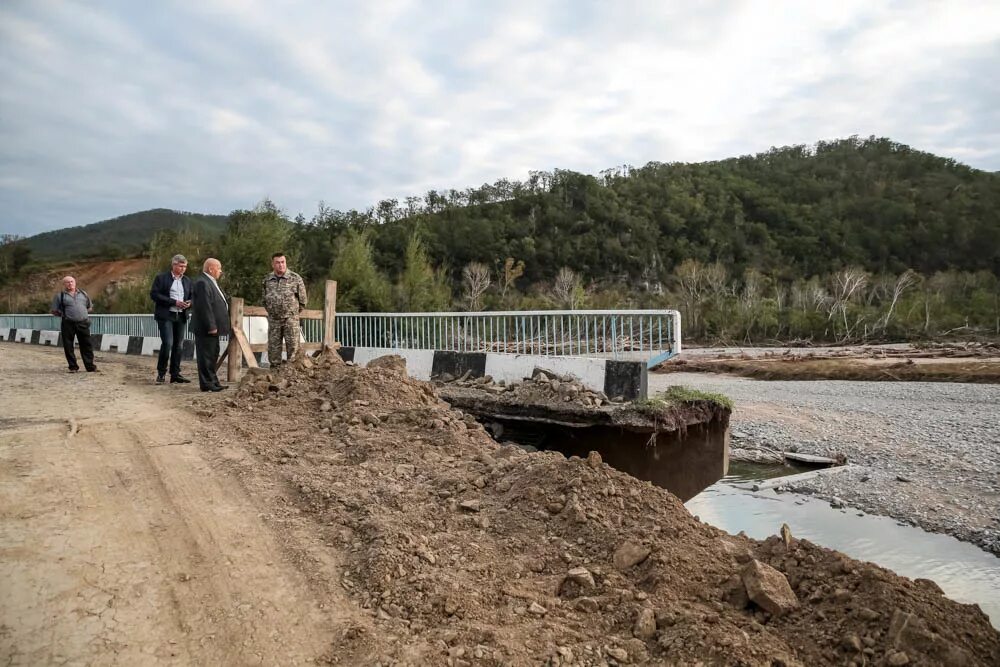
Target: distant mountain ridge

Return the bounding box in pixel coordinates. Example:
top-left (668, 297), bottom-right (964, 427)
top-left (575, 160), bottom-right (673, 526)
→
top-left (23, 208), bottom-right (228, 261)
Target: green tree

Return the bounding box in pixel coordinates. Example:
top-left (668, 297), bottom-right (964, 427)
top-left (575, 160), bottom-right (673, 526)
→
top-left (103, 226), bottom-right (214, 314)
top-left (330, 229), bottom-right (391, 312)
top-left (217, 199), bottom-right (299, 303)
top-left (0, 236), bottom-right (31, 287)
top-left (395, 231), bottom-right (451, 311)
top-left (147, 226), bottom-right (211, 278)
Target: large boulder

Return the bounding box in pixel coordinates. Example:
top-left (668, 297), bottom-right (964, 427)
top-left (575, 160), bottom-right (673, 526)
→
top-left (740, 559), bottom-right (799, 616)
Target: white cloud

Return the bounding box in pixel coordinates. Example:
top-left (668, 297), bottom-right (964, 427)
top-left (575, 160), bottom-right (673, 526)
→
top-left (0, 0), bottom-right (998, 236)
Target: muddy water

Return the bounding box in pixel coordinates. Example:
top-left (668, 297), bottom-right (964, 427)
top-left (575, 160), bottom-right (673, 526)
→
top-left (685, 463), bottom-right (1000, 628)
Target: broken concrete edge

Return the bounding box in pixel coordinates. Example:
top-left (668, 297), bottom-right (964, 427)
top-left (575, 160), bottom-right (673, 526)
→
top-left (440, 386), bottom-right (728, 434)
top-left (338, 347), bottom-right (649, 401)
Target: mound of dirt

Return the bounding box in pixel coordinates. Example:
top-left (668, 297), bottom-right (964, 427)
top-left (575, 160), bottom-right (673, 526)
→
top-left (437, 368), bottom-right (623, 409)
top-left (213, 351), bottom-right (1000, 665)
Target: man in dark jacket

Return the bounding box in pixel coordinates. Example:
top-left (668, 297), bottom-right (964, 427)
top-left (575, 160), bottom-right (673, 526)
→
top-left (189, 258), bottom-right (230, 392)
top-left (149, 254), bottom-right (194, 384)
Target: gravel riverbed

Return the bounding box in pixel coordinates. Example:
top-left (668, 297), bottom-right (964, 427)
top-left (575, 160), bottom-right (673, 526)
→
top-left (650, 372), bottom-right (1000, 556)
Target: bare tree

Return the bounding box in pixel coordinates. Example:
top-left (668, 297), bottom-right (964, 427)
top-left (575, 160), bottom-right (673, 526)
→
top-left (828, 267), bottom-right (868, 340)
top-left (703, 262), bottom-right (729, 299)
top-left (737, 269), bottom-right (766, 343)
top-left (495, 257), bottom-right (524, 305)
top-left (880, 269), bottom-right (920, 332)
top-left (551, 267), bottom-right (583, 309)
top-left (674, 259), bottom-right (728, 336)
top-left (462, 262), bottom-right (491, 311)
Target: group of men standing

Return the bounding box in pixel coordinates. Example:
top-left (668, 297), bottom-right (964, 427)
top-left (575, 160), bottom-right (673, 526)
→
top-left (50, 253), bottom-right (308, 390)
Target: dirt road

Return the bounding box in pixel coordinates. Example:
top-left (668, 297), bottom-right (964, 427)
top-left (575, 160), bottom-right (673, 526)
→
top-left (4, 343), bottom-right (999, 666)
top-left (0, 345), bottom-right (360, 665)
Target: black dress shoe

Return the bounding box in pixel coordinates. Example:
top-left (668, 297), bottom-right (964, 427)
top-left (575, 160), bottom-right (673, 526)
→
top-left (170, 375), bottom-right (192, 384)
top-left (156, 374), bottom-right (166, 383)
top-left (210, 385), bottom-right (228, 392)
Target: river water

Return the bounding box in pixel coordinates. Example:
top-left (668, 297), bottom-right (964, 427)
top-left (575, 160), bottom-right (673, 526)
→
top-left (685, 463), bottom-right (1000, 629)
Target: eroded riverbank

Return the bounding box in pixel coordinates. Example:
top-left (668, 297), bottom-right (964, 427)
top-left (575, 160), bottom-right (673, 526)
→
top-left (651, 372), bottom-right (1000, 555)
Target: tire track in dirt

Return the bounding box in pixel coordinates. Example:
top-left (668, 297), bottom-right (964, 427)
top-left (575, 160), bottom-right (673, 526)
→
top-left (0, 344), bottom-right (362, 665)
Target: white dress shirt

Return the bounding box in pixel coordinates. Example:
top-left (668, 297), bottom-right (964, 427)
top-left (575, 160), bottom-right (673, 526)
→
top-left (168, 274), bottom-right (185, 312)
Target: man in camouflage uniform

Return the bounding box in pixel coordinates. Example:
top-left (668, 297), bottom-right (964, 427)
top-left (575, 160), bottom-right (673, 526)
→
top-left (263, 252), bottom-right (307, 368)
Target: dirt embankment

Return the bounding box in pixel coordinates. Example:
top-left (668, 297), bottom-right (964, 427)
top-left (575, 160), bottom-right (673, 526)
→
top-left (214, 351), bottom-right (1000, 665)
top-left (1, 257), bottom-right (148, 311)
top-left (657, 343), bottom-right (1000, 383)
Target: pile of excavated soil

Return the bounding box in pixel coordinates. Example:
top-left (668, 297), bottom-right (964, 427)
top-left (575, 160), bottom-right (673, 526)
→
top-left (438, 368), bottom-right (624, 409)
top-left (214, 352), bottom-right (1000, 666)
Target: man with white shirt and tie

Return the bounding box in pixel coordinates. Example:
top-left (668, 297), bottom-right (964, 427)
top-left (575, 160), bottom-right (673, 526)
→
top-left (190, 258), bottom-right (230, 392)
top-left (149, 254), bottom-right (194, 384)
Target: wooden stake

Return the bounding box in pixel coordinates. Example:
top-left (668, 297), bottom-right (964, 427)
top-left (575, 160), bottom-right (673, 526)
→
top-left (228, 297), bottom-right (243, 382)
top-left (323, 280), bottom-right (337, 350)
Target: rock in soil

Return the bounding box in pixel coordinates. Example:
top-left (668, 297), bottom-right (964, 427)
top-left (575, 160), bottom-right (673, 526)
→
top-left (741, 559), bottom-right (799, 617)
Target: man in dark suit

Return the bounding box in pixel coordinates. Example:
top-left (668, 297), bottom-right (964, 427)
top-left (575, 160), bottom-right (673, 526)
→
top-left (189, 258), bottom-right (230, 392)
top-left (149, 254), bottom-right (194, 384)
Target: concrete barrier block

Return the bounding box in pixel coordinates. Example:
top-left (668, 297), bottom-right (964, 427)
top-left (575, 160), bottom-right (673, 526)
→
top-left (604, 360), bottom-right (647, 401)
top-left (38, 331), bottom-right (59, 346)
top-left (126, 336), bottom-right (144, 355)
top-left (101, 334), bottom-right (130, 353)
top-left (15, 329), bottom-right (31, 343)
top-left (432, 351), bottom-right (487, 380)
top-left (30, 330), bottom-right (41, 345)
top-left (141, 337), bottom-right (161, 356)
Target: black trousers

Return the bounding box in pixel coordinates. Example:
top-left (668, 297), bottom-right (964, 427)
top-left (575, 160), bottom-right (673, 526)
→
top-left (155, 314), bottom-right (187, 378)
top-left (194, 333), bottom-right (221, 389)
top-left (60, 319), bottom-right (95, 371)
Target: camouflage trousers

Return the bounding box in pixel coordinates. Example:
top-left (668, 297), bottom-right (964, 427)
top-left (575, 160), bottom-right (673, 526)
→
top-left (267, 316), bottom-right (300, 367)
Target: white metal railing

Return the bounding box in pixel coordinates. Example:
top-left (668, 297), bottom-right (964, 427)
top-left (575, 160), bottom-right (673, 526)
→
top-left (0, 313), bottom-right (326, 344)
top-left (2, 309), bottom-right (682, 366)
top-left (335, 310), bottom-right (681, 366)
top-left (0, 314), bottom-right (195, 340)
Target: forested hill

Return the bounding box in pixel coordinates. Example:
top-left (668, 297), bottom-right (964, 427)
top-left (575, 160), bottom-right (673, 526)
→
top-left (23, 209), bottom-right (227, 261)
top-left (319, 136), bottom-right (1000, 285)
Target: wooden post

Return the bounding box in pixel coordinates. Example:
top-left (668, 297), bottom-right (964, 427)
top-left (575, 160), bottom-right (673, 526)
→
top-left (228, 296), bottom-right (243, 382)
top-left (323, 280), bottom-right (337, 350)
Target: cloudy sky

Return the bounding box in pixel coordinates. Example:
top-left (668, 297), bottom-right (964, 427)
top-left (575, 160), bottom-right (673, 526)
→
top-left (1, 0), bottom-right (998, 236)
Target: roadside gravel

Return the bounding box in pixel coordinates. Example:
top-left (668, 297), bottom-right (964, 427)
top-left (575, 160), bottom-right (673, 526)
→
top-left (650, 372), bottom-right (1000, 556)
